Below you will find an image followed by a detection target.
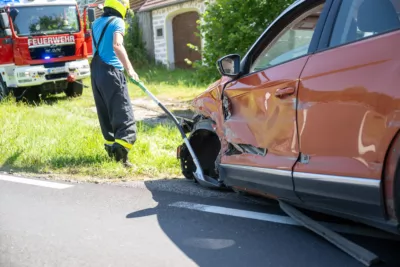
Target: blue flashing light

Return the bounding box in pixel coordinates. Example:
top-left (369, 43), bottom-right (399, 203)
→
top-left (44, 56), bottom-right (51, 60)
top-left (0, 0), bottom-right (21, 4)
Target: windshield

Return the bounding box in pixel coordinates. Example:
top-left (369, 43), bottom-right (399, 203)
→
top-left (10, 5), bottom-right (80, 37)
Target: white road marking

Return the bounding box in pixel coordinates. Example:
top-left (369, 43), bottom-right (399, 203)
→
top-left (0, 174), bottom-right (73, 189)
top-left (170, 201), bottom-right (399, 241)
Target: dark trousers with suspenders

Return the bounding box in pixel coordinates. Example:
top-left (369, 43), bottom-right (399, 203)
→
top-left (90, 16), bottom-right (137, 161)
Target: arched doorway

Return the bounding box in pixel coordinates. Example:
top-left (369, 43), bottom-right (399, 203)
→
top-left (172, 11), bottom-right (201, 69)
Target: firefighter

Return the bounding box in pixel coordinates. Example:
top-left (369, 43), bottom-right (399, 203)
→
top-left (90, 0), bottom-right (139, 167)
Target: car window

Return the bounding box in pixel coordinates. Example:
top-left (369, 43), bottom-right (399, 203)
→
top-left (250, 4), bottom-right (324, 73)
top-left (329, 0), bottom-right (400, 47)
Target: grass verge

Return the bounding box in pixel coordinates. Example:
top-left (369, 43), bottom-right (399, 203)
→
top-left (0, 67), bottom-right (209, 182)
top-left (132, 67), bottom-right (209, 100)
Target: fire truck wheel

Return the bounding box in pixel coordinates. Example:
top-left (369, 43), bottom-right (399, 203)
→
top-left (0, 76), bottom-right (9, 101)
top-left (65, 82), bottom-right (83, 97)
top-left (13, 88), bottom-right (40, 104)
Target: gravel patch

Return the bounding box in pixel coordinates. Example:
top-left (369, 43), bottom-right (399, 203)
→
top-left (90, 97), bottom-right (194, 126)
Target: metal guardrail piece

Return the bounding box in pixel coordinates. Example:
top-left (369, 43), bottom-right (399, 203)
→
top-left (279, 201), bottom-right (381, 267)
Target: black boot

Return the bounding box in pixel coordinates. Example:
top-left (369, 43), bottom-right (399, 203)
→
top-left (104, 144), bottom-right (113, 158)
top-left (111, 143), bottom-right (133, 168)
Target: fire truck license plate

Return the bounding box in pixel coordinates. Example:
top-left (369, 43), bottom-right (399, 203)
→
top-left (48, 67), bottom-right (65, 74)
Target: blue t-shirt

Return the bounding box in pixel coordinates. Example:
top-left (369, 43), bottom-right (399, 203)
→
top-left (92, 16), bottom-right (125, 70)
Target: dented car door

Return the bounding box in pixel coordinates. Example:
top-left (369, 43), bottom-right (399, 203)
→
top-left (220, 1), bottom-right (327, 199)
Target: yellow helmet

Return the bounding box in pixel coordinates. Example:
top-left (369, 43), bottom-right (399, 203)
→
top-left (104, 0), bottom-right (130, 19)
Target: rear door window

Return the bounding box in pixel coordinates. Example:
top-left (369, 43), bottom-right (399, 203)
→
top-left (329, 0), bottom-right (400, 47)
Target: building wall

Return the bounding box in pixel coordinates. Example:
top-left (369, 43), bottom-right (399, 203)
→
top-left (151, 0), bottom-right (205, 68)
top-left (94, 0), bottom-right (104, 18)
top-left (137, 12), bottom-right (155, 60)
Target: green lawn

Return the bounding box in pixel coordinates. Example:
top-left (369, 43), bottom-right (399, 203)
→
top-left (0, 67), bottom-right (208, 182)
top-left (133, 67), bottom-right (209, 100)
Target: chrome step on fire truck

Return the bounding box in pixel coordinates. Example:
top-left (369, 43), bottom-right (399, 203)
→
top-left (0, 0), bottom-right (96, 101)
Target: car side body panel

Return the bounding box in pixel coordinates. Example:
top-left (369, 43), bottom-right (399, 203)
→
top-left (214, 0), bottom-right (330, 201)
top-left (220, 57), bottom-right (308, 168)
top-left (181, 0), bottom-right (400, 234)
top-left (218, 54), bottom-right (312, 201)
top-left (293, 31), bottom-right (400, 221)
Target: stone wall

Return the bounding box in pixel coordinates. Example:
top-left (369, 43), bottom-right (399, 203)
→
top-left (151, 0), bottom-right (206, 68)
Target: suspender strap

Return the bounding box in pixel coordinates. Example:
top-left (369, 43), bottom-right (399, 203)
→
top-left (93, 16), bottom-right (117, 57)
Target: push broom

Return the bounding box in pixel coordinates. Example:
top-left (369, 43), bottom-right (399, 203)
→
top-left (129, 77), bottom-right (222, 189)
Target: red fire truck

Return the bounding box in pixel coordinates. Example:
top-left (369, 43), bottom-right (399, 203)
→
top-left (0, 0), bottom-right (96, 102)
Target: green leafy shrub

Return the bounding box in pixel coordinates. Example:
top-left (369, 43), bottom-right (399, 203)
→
top-left (190, 0), bottom-right (293, 82)
top-left (125, 11), bottom-right (152, 68)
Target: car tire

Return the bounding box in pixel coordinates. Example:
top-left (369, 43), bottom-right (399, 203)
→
top-left (65, 82), bottom-right (83, 97)
top-left (179, 130), bottom-right (221, 185)
top-left (0, 76), bottom-right (9, 101)
top-left (395, 162), bottom-right (400, 224)
top-left (179, 143), bottom-right (195, 180)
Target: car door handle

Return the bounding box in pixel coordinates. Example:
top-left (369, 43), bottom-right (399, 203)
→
top-left (275, 87), bottom-right (295, 98)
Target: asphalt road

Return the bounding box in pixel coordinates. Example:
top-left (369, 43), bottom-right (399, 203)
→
top-left (1, 175), bottom-right (400, 267)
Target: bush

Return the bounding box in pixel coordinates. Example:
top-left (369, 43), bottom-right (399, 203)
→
top-left (190, 0), bottom-right (293, 82)
top-left (125, 11), bottom-right (152, 68)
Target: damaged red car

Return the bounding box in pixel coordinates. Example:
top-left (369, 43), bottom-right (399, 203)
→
top-left (177, 0), bottom-right (400, 235)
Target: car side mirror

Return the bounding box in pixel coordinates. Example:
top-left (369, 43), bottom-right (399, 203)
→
top-left (217, 54), bottom-right (241, 77)
top-left (88, 8), bottom-right (96, 23)
top-left (0, 13), bottom-right (9, 29)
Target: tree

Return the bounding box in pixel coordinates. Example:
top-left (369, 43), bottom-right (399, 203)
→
top-left (124, 11), bottom-right (152, 68)
top-left (189, 0), bottom-right (293, 82)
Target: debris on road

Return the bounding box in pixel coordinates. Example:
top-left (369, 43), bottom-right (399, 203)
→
top-left (279, 201), bottom-right (381, 267)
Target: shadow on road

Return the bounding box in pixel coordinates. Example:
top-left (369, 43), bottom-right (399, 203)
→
top-left (125, 180), bottom-right (400, 267)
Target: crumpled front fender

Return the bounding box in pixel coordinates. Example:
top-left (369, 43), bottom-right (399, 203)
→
top-left (191, 76), bottom-right (232, 119)
top-left (176, 76), bottom-right (232, 182)
top-left (188, 76), bottom-right (232, 152)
